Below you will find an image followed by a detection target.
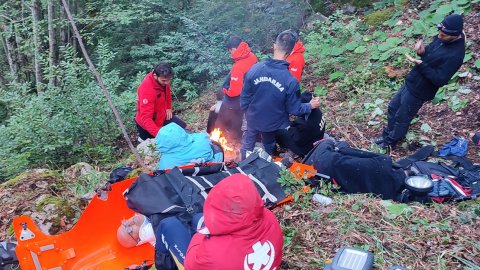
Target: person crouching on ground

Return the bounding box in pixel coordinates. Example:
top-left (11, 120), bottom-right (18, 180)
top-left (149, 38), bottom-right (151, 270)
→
top-left (135, 62), bottom-right (187, 141)
top-left (276, 91), bottom-right (326, 158)
top-left (240, 30), bottom-right (320, 159)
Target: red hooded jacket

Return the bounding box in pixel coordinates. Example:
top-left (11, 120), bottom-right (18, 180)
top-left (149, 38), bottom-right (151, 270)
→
top-left (185, 174), bottom-right (283, 270)
top-left (286, 41), bottom-right (305, 82)
top-left (224, 42), bottom-right (258, 97)
top-left (134, 72), bottom-right (172, 137)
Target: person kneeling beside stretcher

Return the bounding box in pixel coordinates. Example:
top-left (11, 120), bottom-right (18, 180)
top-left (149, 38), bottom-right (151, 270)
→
top-left (117, 174), bottom-right (284, 270)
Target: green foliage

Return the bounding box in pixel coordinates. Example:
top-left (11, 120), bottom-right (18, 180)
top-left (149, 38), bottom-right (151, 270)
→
top-left (329, 71), bottom-right (345, 82)
top-left (314, 85), bottom-right (329, 96)
top-left (448, 94), bottom-right (469, 112)
top-left (380, 200), bottom-right (412, 219)
top-left (309, 0), bottom-right (328, 13)
top-left (420, 123), bottom-right (432, 133)
top-left (277, 169), bottom-right (300, 196)
top-left (304, 0), bottom-right (476, 125)
top-left (0, 46), bottom-right (135, 179)
top-left (282, 226), bottom-right (298, 247)
top-left (474, 59), bottom-right (480, 69)
top-left (0, 0), bottom-right (310, 180)
top-left (373, 0), bottom-right (408, 10)
top-left (126, 0), bottom-right (308, 100)
top-left (69, 171), bottom-right (108, 197)
top-left (0, 101), bottom-right (7, 124)
top-left (364, 8), bottom-right (395, 26)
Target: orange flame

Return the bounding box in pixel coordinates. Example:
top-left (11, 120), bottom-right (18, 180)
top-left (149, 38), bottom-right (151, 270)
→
top-left (210, 128), bottom-right (233, 151)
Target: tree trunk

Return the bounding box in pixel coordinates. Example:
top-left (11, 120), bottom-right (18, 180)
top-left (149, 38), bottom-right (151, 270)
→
top-left (31, 0), bottom-right (44, 94)
top-left (0, 35), bottom-right (10, 85)
top-left (61, 0), bottom-right (148, 172)
top-left (47, 0), bottom-right (57, 87)
top-left (60, 1), bottom-right (69, 46)
top-left (69, 0), bottom-right (78, 53)
top-left (1, 23), bottom-right (19, 83)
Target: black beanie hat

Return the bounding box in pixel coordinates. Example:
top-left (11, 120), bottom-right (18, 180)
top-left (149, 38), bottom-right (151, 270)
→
top-left (438, 14), bottom-right (463, 36)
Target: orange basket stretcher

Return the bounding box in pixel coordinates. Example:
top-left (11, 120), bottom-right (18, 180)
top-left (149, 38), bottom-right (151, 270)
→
top-left (12, 176), bottom-right (154, 270)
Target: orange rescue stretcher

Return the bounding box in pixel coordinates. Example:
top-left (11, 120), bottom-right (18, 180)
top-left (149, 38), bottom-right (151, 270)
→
top-left (12, 162), bottom-right (315, 270)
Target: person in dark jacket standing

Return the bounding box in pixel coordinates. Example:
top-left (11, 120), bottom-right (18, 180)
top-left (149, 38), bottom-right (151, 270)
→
top-left (240, 30), bottom-right (320, 158)
top-left (373, 14), bottom-right (465, 149)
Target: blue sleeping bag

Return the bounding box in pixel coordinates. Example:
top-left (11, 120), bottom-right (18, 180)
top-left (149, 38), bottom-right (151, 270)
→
top-left (155, 123), bottom-right (223, 170)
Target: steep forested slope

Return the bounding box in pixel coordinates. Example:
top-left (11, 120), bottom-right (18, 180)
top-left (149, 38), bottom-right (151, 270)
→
top-left (1, 0), bottom-right (479, 269)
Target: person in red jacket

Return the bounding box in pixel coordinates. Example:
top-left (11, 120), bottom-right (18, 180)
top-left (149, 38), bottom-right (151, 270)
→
top-left (208, 36), bottom-right (258, 143)
top-left (152, 173), bottom-right (283, 270)
top-left (286, 30), bottom-right (305, 83)
top-left (135, 62), bottom-right (186, 141)
top-left (185, 173), bottom-right (283, 269)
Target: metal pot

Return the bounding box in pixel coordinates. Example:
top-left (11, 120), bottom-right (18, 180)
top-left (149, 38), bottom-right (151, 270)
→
top-left (405, 175), bottom-right (433, 195)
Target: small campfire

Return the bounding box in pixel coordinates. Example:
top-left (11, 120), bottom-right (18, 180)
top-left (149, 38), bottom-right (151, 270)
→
top-left (209, 128), bottom-right (242, 161)
top-left (209, 128), bottom-right (233, 151)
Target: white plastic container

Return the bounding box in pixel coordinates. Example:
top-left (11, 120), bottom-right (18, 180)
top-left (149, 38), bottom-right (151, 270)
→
top-left (312, 193), bottom-right (333, 205)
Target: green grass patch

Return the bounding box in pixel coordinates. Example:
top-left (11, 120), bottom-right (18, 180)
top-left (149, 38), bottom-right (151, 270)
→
top-left (365, 8), bottom-right (396, 26)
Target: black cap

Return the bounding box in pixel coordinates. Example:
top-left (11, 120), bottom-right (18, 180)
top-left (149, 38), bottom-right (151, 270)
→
top-left (437, 14), bottom-right (463, 36)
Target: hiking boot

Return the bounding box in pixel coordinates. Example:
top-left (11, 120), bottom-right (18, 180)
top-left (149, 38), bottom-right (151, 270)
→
top-left (378, 141), bottom-right (394, 151)
top-left (371, 136), bottom-right (384, 145)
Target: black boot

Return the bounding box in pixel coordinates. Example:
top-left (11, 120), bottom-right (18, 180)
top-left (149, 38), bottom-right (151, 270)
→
top-left (371, 136), bottom-right (384, 145)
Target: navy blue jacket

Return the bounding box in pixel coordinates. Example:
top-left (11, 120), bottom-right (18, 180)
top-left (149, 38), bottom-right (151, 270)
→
top-left (405, 36), bottom-right (465, 101)
top-left (304, 140), bottom-right (405, 200)
top-left (240, 58), bottom-right (311, 132)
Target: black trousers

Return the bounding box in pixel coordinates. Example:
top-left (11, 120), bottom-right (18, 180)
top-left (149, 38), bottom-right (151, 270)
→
top-left (212, 96), bottom-right (243, 142)
top-left (136, 116), bottom-right (187, 140)
top-left (383, 85), bottom-right (424, 145)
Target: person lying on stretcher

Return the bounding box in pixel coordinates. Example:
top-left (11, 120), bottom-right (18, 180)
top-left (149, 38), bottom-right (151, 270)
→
top-left (117, 174), bottom-right (284, 270)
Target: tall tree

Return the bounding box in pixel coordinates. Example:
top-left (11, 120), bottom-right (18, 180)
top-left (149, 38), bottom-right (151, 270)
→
top-left (31, 0), bottom-right (44, 93)
top-left (47, 0), bottom-right (58, 87)
top-left (1, 22), bottom-right (20, 83)
top-left (59, 3), bottom-right (69, 45)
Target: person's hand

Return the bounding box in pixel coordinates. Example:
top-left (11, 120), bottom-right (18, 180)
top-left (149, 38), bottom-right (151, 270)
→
top-left (210, 104), bottom-right (216, 111)
top-left (405, 53), bottom-right (423, 65)
top-left (309, 97), bottom-right (320, 109)
top-left (414, 39), bottom-right (425, 55)
top-left (166, 109), bottom-right (173, 120)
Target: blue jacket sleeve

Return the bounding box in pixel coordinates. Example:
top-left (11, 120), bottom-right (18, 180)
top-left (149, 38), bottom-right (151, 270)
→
top-left (285, 81), bottom-right (311, 116)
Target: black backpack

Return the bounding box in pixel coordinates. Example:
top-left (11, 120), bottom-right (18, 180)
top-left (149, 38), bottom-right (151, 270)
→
top-left (0, 242), bottom-right (18, 270)
top-left (124, 152), bottom-right (286, 225)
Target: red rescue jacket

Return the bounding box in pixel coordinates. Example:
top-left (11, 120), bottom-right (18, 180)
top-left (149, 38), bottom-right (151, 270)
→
top-left (185, 174), bottom-right (283, 270)
top-left (134, 72), bottom-right (172, 137)
top-left (224, 42), bottom-right (258, 97)
top-left (286, 41), bottom-right (305, 82)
